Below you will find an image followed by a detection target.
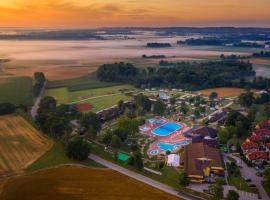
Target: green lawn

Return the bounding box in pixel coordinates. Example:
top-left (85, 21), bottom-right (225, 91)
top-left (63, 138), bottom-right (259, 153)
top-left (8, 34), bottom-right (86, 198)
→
top-left (228, 176), bottom-right (256, 193)
top-left (84, 94), bottom-right (132, 112)
top-left (91, 142), bottom-right (180, 188)
top-left (45, 84), bottom-right (134, 112)
top-left (26, 141), bottom-right (104, 173)
top-left (0, 76), bottom-right (33, 106)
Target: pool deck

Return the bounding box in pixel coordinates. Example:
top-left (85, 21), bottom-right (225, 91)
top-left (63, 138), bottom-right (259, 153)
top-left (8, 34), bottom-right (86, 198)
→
top-left (139, 118), bottom-right (190, 156)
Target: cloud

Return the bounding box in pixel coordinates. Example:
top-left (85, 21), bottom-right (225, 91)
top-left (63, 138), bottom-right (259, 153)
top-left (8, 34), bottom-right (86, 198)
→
top-left (0, 0), bottom-right (269, 27)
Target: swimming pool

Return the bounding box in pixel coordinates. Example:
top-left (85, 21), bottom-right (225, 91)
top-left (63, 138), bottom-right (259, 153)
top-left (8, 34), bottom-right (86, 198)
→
top-left (158, 141), bottom-right (189, 151)
top-left (148, 119), bottom-right (166, 124)
top-left (152, 122), bottom-right (183, 136)
top-left (149, 150), bottom-right (158, 155)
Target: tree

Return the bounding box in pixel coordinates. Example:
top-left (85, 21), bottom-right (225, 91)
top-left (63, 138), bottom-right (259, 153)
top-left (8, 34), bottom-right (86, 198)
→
top-left (209, 92), bottom-right (218, 100)
top-left (135, 94), bottom-right (152, 112)
top-left (133, 151), bottom-right (144, 169)
top-left (110, 135), bottom-right (121, 148)
top-left (263, 104), bottom-right (270, 118)
top-left (102, 130), bottom-right (113, 145)
top-left (118, 100), bottom-right (125, 111)
top-left (194, 108), bottom-right (201, 117)
top-left (80, 112), bottom-right (101, 134)
top-left (238, 92), bottom-right (255, 108)
top-left (208, 183), bottom-right (223, 200)
top-left (170, 96), bottom-right (177, 105)
top-left (0, 103), bottom-right (16, 115)
top-left (153, 99), bottom-right (166, 115)
top-left (218, 129), bottom-right (230, 144)
top-left (33, 72), bottom-right (46, 97)
top-left (36, 96), bottom-right (72, 138)
top-left (66, 138), bottom-right (91, 161)
top-left (227, 190), bottom-right (239, 200)
top-left (38, 96), bottom-right (56, 112)
top-left (263, 169), bottom-right (270, 195)
top-left (179, 171), bottom-right (189, 187)
top-left (180, 105), bottom-right (189, 115)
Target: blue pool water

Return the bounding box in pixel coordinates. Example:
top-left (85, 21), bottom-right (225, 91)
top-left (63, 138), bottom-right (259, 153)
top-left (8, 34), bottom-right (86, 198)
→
top-left (149, 150), bottom-right (158, 155)
top-left (148, 119), bottom-right (165, 124)
top-left (152, 122), bottom-right (183, 136)
top-left (158, 141), bottom-right (189, 151)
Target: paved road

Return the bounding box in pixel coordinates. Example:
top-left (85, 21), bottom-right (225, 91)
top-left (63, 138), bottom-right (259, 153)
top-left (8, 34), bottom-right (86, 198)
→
top-left (31, 81), bottom-right (47, 119)
top-left (226, 154), bottom-right (269, 200)
top-left (89, 154), bottom-right (202, 200)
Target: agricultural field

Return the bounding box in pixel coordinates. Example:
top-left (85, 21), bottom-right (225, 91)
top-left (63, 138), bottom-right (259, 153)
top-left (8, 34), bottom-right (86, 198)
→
top-left (45, 84), bottom-right (134, 112)
top-left (0, 166), bottom-right (181, 200)
top-left (0, 77), bottom-right (33, 106)
top-left (1, 59), bottom-right (98, 81)
top-left (0, 114), bottom-right (52, 175)
top-left (195, 87), bottom-right (258, 97)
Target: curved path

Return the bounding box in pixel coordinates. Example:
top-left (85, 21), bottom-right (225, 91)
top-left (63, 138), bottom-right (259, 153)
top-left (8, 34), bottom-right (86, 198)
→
top-left (89, 154), bottom-right (203, 200)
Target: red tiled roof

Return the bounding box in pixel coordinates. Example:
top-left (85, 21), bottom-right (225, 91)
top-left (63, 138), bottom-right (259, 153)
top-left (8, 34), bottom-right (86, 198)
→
top-left (255, 129), bottom-right (270, 137)
top-left (257, 119), bottom-right (270, 130)
top-left (266, 143), bottom-right (270, 150)
top-left (246, 151), bottom-right (268, 161)
top-left (249, 134), bottom-right (263, 142)
top-left (241, 141), bottom-right (259, 151)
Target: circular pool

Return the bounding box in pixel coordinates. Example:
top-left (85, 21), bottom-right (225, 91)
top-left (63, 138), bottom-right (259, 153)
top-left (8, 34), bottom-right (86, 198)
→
top-left (149, 149), bottom-right (158, 155)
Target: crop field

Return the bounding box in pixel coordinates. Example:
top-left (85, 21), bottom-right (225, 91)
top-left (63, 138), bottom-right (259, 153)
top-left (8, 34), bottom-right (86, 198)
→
top-left (195, 87), bottom-right (258, 97)
top-left (45, 84), bottom-right (134, 112)
top-left (0, 114), bottom-right (52, 174)
top-left (0, 77), bottom-right (33, 105)
top-left (0, 166), bottom-right (182, 200)
top-left (2, 60), bottom-right (98, 81)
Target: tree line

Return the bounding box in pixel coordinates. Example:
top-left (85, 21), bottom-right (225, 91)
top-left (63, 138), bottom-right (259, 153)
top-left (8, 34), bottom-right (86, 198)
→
top-left (96, 61), bottom-right (270, 91)
top-left (33, 72), bottom-right (46, 97)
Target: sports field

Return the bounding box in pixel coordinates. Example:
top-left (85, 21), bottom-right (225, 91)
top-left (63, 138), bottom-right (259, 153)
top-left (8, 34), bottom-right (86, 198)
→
top-left (0, 114), bottom-right (52, 174)
top-left (45, 85), bottom-right (134, 112)
top-left (0, 166), bottom-right (182, 200)
top-left (0, 77), bottom-right (33, 105)
top-left (195, 87), bottom-right (258, 97)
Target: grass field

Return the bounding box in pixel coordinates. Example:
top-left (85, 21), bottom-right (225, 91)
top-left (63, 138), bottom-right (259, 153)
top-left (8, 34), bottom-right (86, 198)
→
top-left (0, 114), bottom-right (52, 174)
top-left (26, 142), bottom-right (103, 172)
top-left (46, 73), bottom-right (120, 91)
top-left (0, 77), bottom-right (33, 105)
top-left (0, 166), bottom-right (182, 200)
top-left (195, 87), bottom-right (258, 97)
top-left (45, 84), bottom-right (134, 112)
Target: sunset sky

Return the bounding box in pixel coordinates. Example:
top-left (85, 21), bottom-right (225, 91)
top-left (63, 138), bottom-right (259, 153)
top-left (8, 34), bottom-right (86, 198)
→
top-left (0, 0), bottom-right (270, 28)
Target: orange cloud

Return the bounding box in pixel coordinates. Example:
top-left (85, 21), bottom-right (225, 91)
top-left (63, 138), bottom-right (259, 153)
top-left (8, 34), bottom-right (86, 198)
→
top-left (0, 0), bottom-right (269, 27)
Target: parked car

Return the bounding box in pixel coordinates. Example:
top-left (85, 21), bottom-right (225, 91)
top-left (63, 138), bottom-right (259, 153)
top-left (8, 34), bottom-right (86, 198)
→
top-left (244, 177), bottom-right (251, 182)
top-left (249, 184), bottom-right (256, 187)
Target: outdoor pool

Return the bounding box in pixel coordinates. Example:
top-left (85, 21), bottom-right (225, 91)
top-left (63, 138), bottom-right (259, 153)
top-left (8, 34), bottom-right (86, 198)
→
top-left (152, 122), bottom-right (183, 136)
top-left (149, 150), bottom-right (158, 155)
top-left (158, 141), bottom-right (189, 151)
